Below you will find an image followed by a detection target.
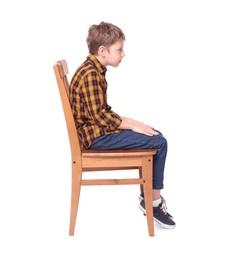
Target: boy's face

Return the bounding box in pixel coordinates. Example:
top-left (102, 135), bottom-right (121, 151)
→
top-left (102, 39), bottom-right (125, 67)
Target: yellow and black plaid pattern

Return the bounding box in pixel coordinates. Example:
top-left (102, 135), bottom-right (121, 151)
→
top-left (69, 54), bottom-right (122, 149)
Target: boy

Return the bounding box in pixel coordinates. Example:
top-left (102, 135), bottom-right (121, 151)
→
top-left (69, 22), bottom-right (175, 229)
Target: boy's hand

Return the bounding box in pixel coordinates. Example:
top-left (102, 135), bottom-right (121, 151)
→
top-left (132, 121), bottom-right (159, 136)
top-left (119, 117), bottom-right (159, 136)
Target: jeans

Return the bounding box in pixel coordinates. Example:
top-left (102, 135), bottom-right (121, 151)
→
top-left (90, 130), bottom-right (167, 189)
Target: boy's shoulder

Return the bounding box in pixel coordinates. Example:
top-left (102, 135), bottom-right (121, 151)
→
top-left (70, 58), bottom-right (99, 90)
top-left (78, 59), bottom-right (97, 74)
top-left (74, 58), bottom-right (99, 80)
top-left (75, 54), bottom-right (106, 78)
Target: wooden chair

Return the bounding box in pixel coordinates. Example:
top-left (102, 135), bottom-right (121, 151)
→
top-left (53, 60), bottom-right (157, 236)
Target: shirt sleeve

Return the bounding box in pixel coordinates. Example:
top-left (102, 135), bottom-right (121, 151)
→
top-left (81, 71), bottom-right (122, 131)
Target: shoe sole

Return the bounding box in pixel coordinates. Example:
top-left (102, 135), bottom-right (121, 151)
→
top-left (138, 205), bottom-right (176, 229)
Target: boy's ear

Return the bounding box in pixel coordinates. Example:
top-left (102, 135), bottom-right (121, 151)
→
top-left (98, 45), bottom-right (106, 57)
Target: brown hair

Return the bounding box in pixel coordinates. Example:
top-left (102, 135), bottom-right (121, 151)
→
top-left (86, 22), bottom-right (125, 55)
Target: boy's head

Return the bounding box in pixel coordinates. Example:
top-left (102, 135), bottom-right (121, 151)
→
top-left (86, 22), bottom-right (126, 55)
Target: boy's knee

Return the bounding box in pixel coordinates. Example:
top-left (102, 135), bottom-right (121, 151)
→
top-left (160, 135), bottom-right (167, 150)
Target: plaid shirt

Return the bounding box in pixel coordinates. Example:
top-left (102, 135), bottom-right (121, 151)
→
top-left (69, 54), bottom-right (122, 149)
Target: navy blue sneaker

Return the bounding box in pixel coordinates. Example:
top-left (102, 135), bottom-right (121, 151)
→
top-left (139, 193), bottom-right (173, 219)
top-left (139, 198), bottom-right (176, 229)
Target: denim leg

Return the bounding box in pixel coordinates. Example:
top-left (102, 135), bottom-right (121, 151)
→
top-left (90, 130), bottom-right (167, 189)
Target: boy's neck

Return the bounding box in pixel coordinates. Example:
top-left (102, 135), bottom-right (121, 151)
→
top-left (95, 55), bottom-right (107, 67)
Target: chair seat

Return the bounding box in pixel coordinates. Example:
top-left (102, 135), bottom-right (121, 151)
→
top-left (82, 149), bottom-right (156, 169)
top-left (82, 149), bottom-right (156, 157)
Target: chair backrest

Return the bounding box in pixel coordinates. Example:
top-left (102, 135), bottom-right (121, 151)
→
top-left (53, 60), bottom-right (82, 162)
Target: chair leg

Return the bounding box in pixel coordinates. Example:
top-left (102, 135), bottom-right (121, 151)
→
top-left (139, 168), bottom-right (144, 194)
top-left (142, 156), bottom-right (154, 236)
top-left (69, 164), bottom-right (82, 236)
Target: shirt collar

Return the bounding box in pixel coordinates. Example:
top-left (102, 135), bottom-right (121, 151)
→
top-left (87, 54), bottom-right (107, 75)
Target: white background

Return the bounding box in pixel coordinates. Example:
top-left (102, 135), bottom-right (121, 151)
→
top-left (0, 0), bottom-right (225, 259)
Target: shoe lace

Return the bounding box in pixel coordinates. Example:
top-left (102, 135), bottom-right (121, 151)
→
top-left (160, 196), bottom-right (168, 215)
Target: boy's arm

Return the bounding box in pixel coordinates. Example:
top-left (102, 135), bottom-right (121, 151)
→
top-left (118, 116), bottom-right (159, 136)
top-left (79, 71), bottom-right (157, 136)
top-left (82, 72), bottom-right (122, 130)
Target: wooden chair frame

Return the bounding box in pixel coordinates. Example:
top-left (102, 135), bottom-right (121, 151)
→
top-left (53, 60), bottom-right (157, 236)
